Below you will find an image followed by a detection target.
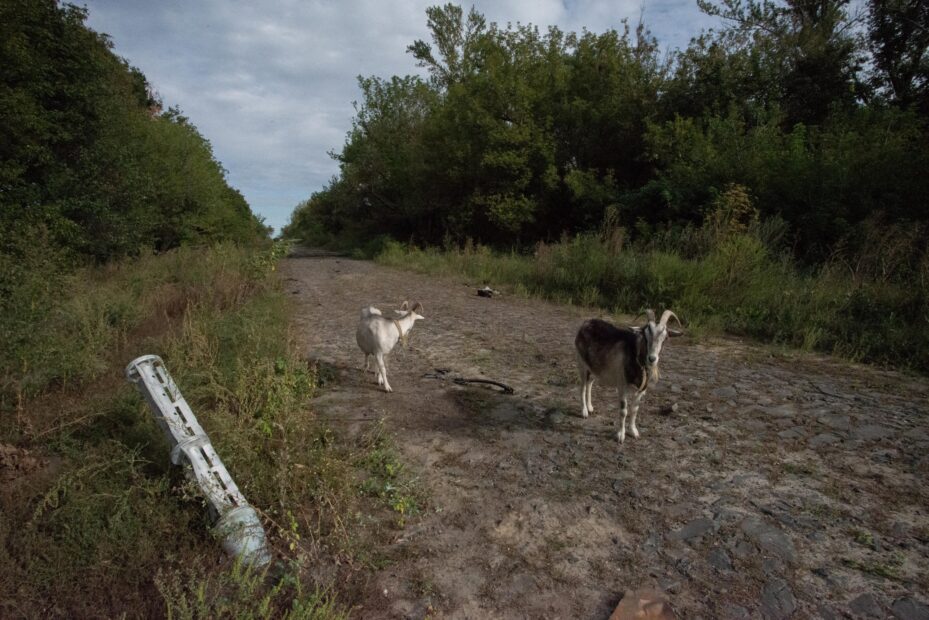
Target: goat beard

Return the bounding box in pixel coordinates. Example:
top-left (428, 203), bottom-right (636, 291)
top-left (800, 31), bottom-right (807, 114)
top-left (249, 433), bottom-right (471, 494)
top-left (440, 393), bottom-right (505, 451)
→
top-left (647, 365), bottom-right (660, 384)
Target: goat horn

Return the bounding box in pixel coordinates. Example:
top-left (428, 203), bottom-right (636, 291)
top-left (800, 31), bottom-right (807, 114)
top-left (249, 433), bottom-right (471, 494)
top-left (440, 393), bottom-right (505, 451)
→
top-left (660, 309), bottom-right (681, 328)
top-left (412, 302), bottom-right (423, 314)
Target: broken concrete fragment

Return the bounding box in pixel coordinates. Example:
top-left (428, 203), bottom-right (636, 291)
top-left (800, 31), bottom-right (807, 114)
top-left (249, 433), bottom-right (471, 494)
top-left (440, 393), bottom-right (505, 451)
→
top-left (610, 589), bottom-right (676, 620)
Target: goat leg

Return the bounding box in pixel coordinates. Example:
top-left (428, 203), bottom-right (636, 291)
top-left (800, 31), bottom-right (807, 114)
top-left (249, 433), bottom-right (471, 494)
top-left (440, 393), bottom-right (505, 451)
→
top-left (617, 393), bottom-right (628, 442)
top-left (630, 390), bottom-right (646, 439)
top-left (585, 377), bottom-right (595, 414)
top-left (376, 353), bottom-right (392, 392)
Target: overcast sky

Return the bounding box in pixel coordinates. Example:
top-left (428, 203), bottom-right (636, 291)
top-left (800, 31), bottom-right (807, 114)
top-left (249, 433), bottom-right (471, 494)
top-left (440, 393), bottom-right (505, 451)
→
top-left (81, 1), bottom-right (719, 234)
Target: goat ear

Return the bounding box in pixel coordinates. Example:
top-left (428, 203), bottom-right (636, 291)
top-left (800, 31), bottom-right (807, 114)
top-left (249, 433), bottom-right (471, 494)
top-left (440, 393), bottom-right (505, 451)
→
top-left (411, 302), bottom-right (423, 315)
top-left (399, 301), bottom-right (409, 311)
top-left (668, 328), bottom-right (684, 337)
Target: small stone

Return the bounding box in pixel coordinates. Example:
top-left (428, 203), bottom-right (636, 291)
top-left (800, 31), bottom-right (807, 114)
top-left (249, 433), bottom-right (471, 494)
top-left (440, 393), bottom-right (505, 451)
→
top-left (667, 503), bottom-right (693, 519)
top-left (674, 517), bottom-right (715, 541)
top-left (761, 579), bottom-right (796, 620)
top-left (777, 427), bottom-right (804, 440)
top-left (712, 386), bottom-right (738, 399)
top-left (809, 433), bottom-right (841, 448)
top-left (707, 546), bottom-right (733, 572)
top-left (741, 518), bottom-right (797, 564)
top-left (849, 593), bottom-right (884, 618)
top-left (744, 419), bottom-right (768, 432)
top-left (732, 540), bottom-right (755, 560)
top-left (762, 557), bottom-right (785, 576)
top-left (892, 597), bottom-right (929, 620)
top-left (817, 413), bottom-right (851, 431)
top-left (817, 604), bottom-right (839, 620)
top-left (852, 424), bottom-right (894, 441)
top-left (721, 604), bottom-right (751, 620)
top-left (763, 404), bottom-right (797, 418)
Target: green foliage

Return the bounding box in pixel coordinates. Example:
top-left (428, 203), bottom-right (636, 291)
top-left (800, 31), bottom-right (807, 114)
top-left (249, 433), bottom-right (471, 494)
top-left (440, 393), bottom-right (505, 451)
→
top-left (0, 242), bottom-right (277, 410)
top-left (285, 2), bottom-right (927, 272)
top-left (356, 421), bottom-right (421, 526)
top-left (155, 561), bottom-right (343, 620)
top-left (0, 243), bottom-right (354, 618)
top-left (867, 0), bottom-right (929, 114)
top-left (643, 106), bottom-right (929, 260)
top-left (0, 0), bottom-right (264, 264)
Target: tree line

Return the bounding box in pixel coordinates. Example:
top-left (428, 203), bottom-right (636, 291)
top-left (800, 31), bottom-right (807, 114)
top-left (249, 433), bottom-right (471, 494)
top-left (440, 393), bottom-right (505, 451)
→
top-left (286, 1), bottom-right (928, 264)
top-left (1, 0), bottom-right (266, 268)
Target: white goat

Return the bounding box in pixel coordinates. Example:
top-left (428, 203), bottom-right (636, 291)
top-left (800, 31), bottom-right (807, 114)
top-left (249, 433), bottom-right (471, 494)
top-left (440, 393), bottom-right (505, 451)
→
top-left (356, 301), bottom-right (424, 392)
top-left (575, 309), bottom-right (682, 442)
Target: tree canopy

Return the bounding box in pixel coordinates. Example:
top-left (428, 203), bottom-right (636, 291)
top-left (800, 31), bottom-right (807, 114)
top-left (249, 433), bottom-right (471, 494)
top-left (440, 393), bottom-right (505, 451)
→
top-left (1, 0), bottom-right (265, 264)
top-left (286, 1), bottom-right (928, 263)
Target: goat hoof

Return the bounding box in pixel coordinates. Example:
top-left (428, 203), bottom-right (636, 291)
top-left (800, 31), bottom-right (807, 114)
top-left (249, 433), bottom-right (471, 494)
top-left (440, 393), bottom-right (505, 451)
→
top-left (617, 431), bottom-right (625, 443)
top-left (631, 427), bottom-right (640, 439)
top-left (581, 410), bottom-right (589, 419)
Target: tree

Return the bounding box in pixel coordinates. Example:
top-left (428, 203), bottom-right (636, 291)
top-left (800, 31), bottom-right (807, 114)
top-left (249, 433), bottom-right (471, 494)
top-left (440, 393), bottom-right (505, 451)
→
top-left (407, 3), bottom-right (487, 88)
top-left (867, 0), bottom-right (929, 113)
top-left (697, 0), bottom-right (864, 125)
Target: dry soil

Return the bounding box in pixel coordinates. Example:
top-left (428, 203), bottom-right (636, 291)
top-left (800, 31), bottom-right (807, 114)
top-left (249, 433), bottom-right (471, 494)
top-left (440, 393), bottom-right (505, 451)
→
top-left (281, 253), bottom-right (929, 620)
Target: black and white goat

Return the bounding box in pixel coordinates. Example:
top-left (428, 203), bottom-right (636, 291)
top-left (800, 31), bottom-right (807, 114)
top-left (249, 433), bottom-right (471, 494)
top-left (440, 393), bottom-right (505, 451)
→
top-left (575, 309), bottom-right (682, 442)
top-left (356, 301), bottom-right (424, 392)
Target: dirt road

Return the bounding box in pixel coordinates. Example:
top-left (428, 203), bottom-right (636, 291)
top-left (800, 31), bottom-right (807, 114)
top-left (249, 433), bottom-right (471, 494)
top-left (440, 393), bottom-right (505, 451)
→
top-left (281, 254), bottom-right (929, 619)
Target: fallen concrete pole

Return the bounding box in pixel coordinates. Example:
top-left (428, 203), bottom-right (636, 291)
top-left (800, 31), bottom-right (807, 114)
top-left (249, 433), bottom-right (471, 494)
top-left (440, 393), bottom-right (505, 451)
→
top-left (125, 354), bottom-right (271, 567)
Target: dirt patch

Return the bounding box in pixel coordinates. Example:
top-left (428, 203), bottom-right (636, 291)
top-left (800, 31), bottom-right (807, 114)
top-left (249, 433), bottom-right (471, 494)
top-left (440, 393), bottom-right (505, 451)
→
top-left (282, 255), bottom-right (929, 619)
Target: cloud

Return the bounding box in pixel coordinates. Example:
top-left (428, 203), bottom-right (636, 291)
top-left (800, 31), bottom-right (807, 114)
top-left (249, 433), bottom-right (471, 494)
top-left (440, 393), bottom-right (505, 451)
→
top-left (82, 0), bottom-right (717, 233)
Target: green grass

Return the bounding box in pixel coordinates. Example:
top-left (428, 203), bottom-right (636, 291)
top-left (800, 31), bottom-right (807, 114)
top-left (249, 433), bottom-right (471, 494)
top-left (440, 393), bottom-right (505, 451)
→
top-left (0, 242), bottom-right (370, 618)
top-left (375, 231), bottom-right (929, 373)
top-left (355, 420), bottom-right (422, 527)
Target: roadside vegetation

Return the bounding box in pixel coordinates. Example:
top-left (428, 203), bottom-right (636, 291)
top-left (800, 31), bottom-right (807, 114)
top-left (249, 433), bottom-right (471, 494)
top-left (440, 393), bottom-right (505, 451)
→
top-left (0, 242), bottom-right (412, 618)
top-left (284, 0), bottom-right (929, 373)
top-left (377, 199), bottom-right (929, 372)
top-left (1, 2), bottom-right (416, 616)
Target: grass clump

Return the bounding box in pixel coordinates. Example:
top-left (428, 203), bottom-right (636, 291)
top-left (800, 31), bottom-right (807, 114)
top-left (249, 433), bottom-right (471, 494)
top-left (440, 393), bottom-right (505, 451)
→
top-left (376, 208), bottom-right (929, 373)
top-left (355, 420), bottom-right (422, 527)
